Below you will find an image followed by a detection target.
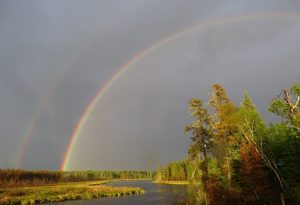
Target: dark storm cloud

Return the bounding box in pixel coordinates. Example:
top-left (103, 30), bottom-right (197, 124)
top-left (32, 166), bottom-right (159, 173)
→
top-left (0, 0), bottom-right (300, 169)
top-left (67, 15), bottom-right (300, 170)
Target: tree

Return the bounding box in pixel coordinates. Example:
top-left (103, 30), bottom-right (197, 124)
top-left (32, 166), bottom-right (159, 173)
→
top-left (238, 91), bottom-right (267, 150)
top-left (209, 84), bottom-right (238, 140)
top-left (269, 83), bottom-right (300, 131)
top-left (185, 98), bottom-right (212, 162)
top-left (237, 102), bottom-right (286, 204)
top-left (182, 83), bottom-right (300, 205)
top-left (185, 98), bottom-right (212, 204)
top-left (265, 124), bottom-right (300, 205)
top-left (209, 84), bottom-right (238, 187)
top-left (239, 141), bottom-right (275, 204)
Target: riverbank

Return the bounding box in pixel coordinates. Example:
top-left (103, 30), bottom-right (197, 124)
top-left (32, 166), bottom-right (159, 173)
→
top-left (0, 180), bottom-right (145, 204)
top-left (154, 180), bottom-right (189, 185)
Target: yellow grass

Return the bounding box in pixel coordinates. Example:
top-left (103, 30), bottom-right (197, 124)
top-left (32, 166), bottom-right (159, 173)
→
top-left (0, 180), bottom-right (145, 204)
top-left (154, 180), bottom-right (189, 185)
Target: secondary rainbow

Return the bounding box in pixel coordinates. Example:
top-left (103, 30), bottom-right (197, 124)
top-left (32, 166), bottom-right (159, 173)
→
top-left (61, 12), bottom-right (300, 171)
top-left (15, 27), bottom-right (107, 168)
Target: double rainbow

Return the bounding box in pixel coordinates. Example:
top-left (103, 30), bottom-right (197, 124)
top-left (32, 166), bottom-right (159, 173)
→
top-left (12, 12), bottom-right (300, 170)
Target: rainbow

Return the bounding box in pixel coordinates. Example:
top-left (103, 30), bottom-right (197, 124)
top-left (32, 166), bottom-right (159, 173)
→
top-left (14, 67), bottom-right (72, 168)
top-left (24, 12), bottom-right (298, 171)
top-left (14, 27), bottom-right (108, 168)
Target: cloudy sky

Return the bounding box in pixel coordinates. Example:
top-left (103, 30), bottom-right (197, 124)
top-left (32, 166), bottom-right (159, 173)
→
top-left (1, 0), bottom-right (300, 170)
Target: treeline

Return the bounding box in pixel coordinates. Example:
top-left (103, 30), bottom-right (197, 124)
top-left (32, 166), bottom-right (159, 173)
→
top-left (156, 160), bottom-right (199, 181)
top-left (182, 83), bottom-right (300, 205)
top-left (0, 169), bottom-right (155, 187)
top-left (63, 170), bottom-right (155, 182)
top-left (156, 159), bottom-right (221, 183)
top-left (0, 169), bottom-right (62, 187)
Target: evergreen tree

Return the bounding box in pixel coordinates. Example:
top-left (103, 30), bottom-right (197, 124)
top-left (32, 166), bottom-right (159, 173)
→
top-left (185, 98), bottom-right (212, 204)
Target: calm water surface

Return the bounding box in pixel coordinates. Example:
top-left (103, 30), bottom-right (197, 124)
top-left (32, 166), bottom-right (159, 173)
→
top-left (53, 180), bottom-right (190, 205)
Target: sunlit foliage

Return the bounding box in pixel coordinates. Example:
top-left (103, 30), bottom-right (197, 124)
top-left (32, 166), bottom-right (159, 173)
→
top-left (183, 83), bottom-right (300, 205)
top-left (0, 169), bottom-right (62, 187)
top-left (0, 180), bottom-right (144, 204)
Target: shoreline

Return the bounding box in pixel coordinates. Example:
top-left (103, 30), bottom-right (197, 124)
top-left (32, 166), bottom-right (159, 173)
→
top-left (153, 180), bottom-right (189, 185)
top-left (0, 180), bottom-right (145, 204)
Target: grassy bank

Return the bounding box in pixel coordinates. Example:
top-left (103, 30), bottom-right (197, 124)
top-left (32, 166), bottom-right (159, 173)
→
top-left (0, 180), bottom-right (145, 204)
top-left (154, 180), bottom-right (189, 185)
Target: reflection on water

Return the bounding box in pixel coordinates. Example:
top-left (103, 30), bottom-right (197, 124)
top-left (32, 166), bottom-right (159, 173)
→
top-left (52, 180), bottom-right (190, 205)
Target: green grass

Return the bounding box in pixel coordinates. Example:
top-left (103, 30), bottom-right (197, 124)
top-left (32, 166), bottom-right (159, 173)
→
top-left (0, 180), bottom-right (145, 204)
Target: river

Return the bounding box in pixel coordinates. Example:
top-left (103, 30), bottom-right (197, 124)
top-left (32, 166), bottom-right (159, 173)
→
top-left (52, 180), bottom-right (190, 205)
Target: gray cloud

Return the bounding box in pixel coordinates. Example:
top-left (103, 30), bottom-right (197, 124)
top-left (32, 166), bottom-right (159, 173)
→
top-left (0, 0), bottom-right (300, 170)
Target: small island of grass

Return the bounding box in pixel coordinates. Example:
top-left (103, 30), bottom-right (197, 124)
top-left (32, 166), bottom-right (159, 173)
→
top-left (0, 180), bottom-right (145, 204)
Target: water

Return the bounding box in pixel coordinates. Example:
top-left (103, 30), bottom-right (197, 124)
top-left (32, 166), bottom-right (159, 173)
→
top-left (53, 180), bottom-right (190, 205)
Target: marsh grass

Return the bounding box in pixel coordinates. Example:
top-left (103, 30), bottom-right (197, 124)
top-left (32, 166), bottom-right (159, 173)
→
top-left (0, 169), bottom-right (62, 187)
top-left (0, 180), bottom-right (145, 204)
top-left (154, 180), bottom-right (189, 185)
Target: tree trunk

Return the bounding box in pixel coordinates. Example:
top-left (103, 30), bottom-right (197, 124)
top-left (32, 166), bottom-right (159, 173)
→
top-left (226, 156), bottom-right (232, 188)
top-left (279, 192), bottom-right (285, 205)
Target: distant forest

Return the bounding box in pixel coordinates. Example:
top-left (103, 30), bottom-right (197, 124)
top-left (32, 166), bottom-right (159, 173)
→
top-left (157, 83), bottom-right (300, 205)
top-left (0, 169), bottom-right (154, 187)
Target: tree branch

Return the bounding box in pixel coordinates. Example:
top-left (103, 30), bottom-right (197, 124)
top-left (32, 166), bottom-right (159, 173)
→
top-left (239, 122), bottom-right (286, 192)
top-left (292, 95), bottom-right (300, 111)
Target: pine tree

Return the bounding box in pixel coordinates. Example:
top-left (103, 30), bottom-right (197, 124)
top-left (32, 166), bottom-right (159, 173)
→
top-left (185, 98), bottom-right (212, 204)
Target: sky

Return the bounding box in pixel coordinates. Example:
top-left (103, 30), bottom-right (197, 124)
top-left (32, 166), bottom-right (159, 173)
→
top-left (0, 0), bottom-right (300, 170)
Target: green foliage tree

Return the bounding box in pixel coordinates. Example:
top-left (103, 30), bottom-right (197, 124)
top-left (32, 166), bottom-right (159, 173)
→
top-left (237, 91), bottom-right (289, 205)
top-left (265, 124), bottom-right (300, 204)
top-left (239, 91), bottom-right (267, 144)
top-left (269, 83), bottom-right (300, 131)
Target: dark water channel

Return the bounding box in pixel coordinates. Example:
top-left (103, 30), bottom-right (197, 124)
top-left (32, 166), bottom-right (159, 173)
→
top-left (53, 180), bottom-right (190, 205)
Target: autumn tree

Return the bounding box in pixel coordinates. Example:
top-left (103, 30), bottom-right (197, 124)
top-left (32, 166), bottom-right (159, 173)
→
top-left (209, 84), bottom-right (238, 187)
top-left (182, 83), bottom-right (300, 205)
top-left (239, 141), bottom-right (275, 204)
top-left (236, 91), bottom-right (289, 205)
top-left (209, 84), bottom-right (238, 139)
